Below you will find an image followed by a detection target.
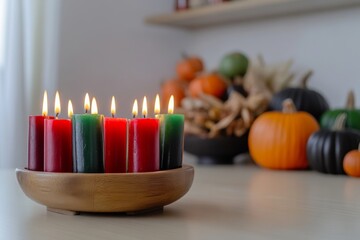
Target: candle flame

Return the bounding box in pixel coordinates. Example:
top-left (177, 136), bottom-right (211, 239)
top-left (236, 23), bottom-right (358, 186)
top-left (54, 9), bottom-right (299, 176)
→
top-left (142, 96), bottom-right (147, 118)
top-left (132, 99), bottom-right (138, 118)
top-left (154, 94), bottom-right (160, 114)
top-left (91, 97), bottom-right (98, 114)
top-left (168, 95), bottom-right (174, 114)
top-left (84, 93), bottom-right (90, 113)
top-left (55, 91), bottom-right (61, 117)
top-left (111, 96), bottom-right (116, 117)
top-left (42, 91), bottom-right (48, 116)
top-left (68, 100), bottom-right (73, 118)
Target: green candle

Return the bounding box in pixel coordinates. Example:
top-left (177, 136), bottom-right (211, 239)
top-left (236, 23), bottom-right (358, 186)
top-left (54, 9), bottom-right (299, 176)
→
top-left (72, 95), bottom-right (104, 173)
top-left (156, 95), bottom-right (184, 170)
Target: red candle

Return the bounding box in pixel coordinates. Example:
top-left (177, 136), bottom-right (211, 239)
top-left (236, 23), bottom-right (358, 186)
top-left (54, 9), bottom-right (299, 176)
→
top-left (28, 91), bottom-right (54, 171)
top-left (128, 97), bottom-right (160, 172)
top-left (104, 96), bottom-right (128, 173)
top-left (44, 92), bottom-right (73, 172)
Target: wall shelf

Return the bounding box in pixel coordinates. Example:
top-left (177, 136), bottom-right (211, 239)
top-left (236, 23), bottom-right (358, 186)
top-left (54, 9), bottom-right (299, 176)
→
top-left (145, 0), bottom-right (360, 29)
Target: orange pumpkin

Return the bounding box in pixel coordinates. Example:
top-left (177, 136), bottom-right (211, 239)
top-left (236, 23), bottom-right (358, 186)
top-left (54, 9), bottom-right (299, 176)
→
top-left (189, 73), bottom-right (227, 98)
top-left (248, 99), bottom-right (320, 170)
top-left (343, 144), bottom-right (360, 177)
top-left (176, 56), bottom-right (204, 82)
top-left (200, 73), bottom-right (227, 98)
top-left (161, 79), bottom-right (185, 107)
top-left (188, 56), bottom-right (203, 72)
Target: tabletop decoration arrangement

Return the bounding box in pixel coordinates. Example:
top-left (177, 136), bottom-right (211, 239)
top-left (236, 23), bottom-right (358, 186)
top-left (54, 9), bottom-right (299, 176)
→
top-left (161, 53), bottom-right (318, 164)
top-left (17, 92), bottom-right (194, 215)
top-left (160, 51), bottom-right (360, 175)
top-left (248, 91), bottom-right (360, 176)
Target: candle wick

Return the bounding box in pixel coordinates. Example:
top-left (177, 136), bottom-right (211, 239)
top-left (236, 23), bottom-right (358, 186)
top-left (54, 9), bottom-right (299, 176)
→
top-left (143, 115), bottom-right (146, 118)
top-left (55, 113), bottom-right (59, 119)
top-left (112, 113), bottom-right (115, 118)
top-left (85, 109), bottom-right (88, 114)
top-left (133, 114), bottom-right (136, 118)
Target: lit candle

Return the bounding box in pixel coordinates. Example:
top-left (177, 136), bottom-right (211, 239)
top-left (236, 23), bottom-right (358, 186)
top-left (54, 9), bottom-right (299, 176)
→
top-left (28, 91), bottom-right (54, 171)
top-left (103, 96), bottom-right (128, 173)
top-left (44, 92), bottom-right (73, 172)
top-left (156, 95), bottom-right (184, 170)
top-left (128, 97), bottom-right (160, 172)
top-left (72, 94), bottom-right (104, 173)
top-left (68, 100), bottom-right (73, 118)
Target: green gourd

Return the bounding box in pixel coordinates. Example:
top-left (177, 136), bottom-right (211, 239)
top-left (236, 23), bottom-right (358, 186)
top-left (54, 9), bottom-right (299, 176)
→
top-left (320, 91), bottom-right (360, 130)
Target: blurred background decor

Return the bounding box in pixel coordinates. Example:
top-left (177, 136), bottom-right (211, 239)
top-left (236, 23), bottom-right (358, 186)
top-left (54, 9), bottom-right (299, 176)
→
top-left (161, 51), bottom-right (319, 164)
top-left (1, 0), bottom-right (360, 168)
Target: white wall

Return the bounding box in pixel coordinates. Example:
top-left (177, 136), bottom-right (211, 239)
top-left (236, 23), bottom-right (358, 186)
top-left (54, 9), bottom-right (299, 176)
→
top-left (185, 7), bottom-right (360, 108)
top-left (56, 0), bottom-right (189, 117)
top-left (56, 2), bottom-right (360, 111)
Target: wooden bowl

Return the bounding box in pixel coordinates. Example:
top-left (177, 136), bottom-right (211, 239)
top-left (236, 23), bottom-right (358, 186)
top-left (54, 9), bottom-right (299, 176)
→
top-left (16, 165), bottom-right (194, 214)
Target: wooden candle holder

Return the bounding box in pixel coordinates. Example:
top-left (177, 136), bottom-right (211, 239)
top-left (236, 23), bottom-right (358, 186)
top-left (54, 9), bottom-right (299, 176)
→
top-left (16, 165), bottom-right (194, 215)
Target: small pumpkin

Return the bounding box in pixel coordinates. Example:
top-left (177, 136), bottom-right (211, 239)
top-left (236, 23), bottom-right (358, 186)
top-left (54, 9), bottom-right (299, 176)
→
top-left (187, 56), bottom-right (203, 72)
top-left (320, 91), bottom-right (360, 130)
top-left (343, 144), bottom-right (360, 177)
top-left (249, 99), bottom-right (319, 170)
top-left (307, 114), bottom-right (360, 174)
top-left (200, 73), bottom-right (227, 98)
top-left (269, 71), bottom-right (329, 121)
top-left (176, 55), bottom-right (204, 82)
top-left (188, 73), bottom-right (227, 98)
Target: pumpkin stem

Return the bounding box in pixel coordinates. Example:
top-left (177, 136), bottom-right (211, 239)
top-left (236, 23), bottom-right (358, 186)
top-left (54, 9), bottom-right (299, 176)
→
top-left (345, 90), bottom-right (355, 109)
top-left (300, 70), bottom-right (313, 89)
top-left (332, 113), bottom-right (347, 131)
top-left (282, 99), bottom-right (297, 113)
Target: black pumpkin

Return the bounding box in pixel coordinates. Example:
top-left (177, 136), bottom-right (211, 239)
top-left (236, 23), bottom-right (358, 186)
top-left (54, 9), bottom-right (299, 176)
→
top-left (307, 114), bottom-right (360, 174)
top-left (270, 71), bottom-right (329, 121)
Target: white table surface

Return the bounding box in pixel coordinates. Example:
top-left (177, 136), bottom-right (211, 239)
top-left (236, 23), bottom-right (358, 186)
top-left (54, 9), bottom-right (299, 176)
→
top-left (1, 157), bottom-right (360, 240)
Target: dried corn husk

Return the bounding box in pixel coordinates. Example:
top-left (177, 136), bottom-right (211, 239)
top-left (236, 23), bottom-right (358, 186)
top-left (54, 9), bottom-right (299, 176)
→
top-left (180, 55), bottom-right (302, 138)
